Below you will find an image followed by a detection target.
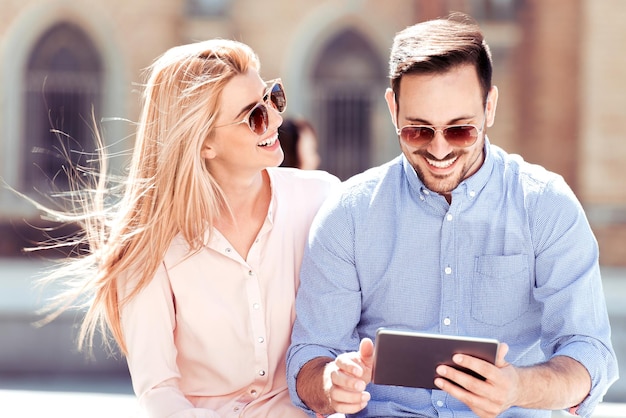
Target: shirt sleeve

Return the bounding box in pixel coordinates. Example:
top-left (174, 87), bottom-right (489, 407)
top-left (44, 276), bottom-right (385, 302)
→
top-left (120, 262), bottom-right (221, 418)
top-left (531, 175), bottom-right (619, 415)
top-left (286, 188), bottom-right (364, 413)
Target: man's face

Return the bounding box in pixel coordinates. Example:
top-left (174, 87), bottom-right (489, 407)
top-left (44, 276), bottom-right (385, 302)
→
top-left (385, 64), bottom-right (497, 202)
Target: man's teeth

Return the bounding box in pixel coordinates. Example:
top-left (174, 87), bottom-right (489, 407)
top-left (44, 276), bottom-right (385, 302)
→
top-left (258, 136), bottom-right (277, 147)
top-left (427, 156), bottom-right (457, 168)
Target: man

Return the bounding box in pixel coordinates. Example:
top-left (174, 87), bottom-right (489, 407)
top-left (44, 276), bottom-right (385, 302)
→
top-left (286, 14), bottom-right (618, 418)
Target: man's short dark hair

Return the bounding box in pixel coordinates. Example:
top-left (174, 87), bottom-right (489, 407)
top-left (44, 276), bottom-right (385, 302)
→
top-left (389, 13), bottom-right (493, 104)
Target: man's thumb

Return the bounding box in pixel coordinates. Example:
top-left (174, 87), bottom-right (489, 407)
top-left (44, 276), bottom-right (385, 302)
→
top-left (360, 338), bottom-right (375, 364)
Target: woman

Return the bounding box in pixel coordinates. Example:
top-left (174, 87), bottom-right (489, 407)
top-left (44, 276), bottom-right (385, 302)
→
top-left (278, 118), bottom-right (321, 170)
top-left (37, 39), bottom-right (339, 417)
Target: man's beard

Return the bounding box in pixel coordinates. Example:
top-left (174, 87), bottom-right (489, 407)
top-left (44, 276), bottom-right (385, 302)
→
top-left (412, 150), bottom-right (464, 195)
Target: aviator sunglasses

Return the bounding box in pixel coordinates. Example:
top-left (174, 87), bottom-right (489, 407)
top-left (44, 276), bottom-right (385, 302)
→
top-left (396, 101), bottom-right (489, 148)
top-left (215, 79), bottom-right (286, 135)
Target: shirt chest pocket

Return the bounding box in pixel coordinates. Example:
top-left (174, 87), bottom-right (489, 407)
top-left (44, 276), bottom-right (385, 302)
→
top-left (471, 254), bottom-right (531, 326)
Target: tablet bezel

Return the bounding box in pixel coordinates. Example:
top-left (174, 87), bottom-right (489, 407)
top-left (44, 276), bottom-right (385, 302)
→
top-left (372, 328), bottom-right (500, 389)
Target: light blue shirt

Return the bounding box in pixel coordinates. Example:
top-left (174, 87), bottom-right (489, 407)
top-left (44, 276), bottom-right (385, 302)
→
top-left (287, 139), bottom-right (618, 417)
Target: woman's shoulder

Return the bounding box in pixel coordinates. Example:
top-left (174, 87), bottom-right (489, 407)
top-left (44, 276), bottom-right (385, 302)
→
top-left (267, 167), bottom-right (340, 187)
top-left (266, 167), bottom-right (340, 212)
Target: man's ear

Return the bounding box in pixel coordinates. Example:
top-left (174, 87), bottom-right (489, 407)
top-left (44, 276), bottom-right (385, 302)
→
top-left (485, 85), bottom-right (499, 128)
top-left (385, 88), bottom-right (398, 129)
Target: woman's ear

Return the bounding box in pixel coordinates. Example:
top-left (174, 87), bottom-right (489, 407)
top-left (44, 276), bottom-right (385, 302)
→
top-left (201, 142), bottom-right (216, 160)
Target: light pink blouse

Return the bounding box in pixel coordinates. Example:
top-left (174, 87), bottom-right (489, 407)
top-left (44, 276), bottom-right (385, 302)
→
top-left (120, 168), bottom-right (339, 418)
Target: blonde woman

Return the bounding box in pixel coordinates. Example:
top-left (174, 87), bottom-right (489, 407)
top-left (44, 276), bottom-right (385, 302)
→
top-left (36, 39), bottom-right (339, 417)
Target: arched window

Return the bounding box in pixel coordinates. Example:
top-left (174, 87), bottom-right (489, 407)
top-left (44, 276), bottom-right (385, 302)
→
top-left (470, 0), bottom-right (523, 21)
top-left (22, 22), bottom-right (103, 192)
top-left (312, 29), bottom-right (386, 180)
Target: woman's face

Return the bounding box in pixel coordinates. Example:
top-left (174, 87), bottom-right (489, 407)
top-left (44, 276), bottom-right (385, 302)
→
top-left (202, 68), bottom-right (284, 178)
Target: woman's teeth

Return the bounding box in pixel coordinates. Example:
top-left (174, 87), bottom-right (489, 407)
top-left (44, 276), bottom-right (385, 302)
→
top-left (258, 135), bottom-right (277, 147)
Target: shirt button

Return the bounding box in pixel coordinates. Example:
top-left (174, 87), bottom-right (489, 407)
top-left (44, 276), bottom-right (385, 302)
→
top-left (259, 370), bottom-right (266, 376)
top-left (444, 267), bottom-right (452, 275)
top-left (437, 400), bottom-right (444, 407)
top-left (225, 248), bottom-right (232, 253)
top-left (234, 406), bottom-right (240, 412)
top-left (253, 303), bottom-right (260, 310)
top-left (248, 270), bottom-right (254, 276)
top-left (469, 190), bottom-right (476, 198)
top-left (443, 317), bottom-right (451, 326)
top-left (446, 214), bottom-right (453, 221)
top-left (250, 389), bottom-right (258, 397)
top-left (258, 337), bottom-right (264, 343)
top-left (254, 238), bottom-right (259, 243)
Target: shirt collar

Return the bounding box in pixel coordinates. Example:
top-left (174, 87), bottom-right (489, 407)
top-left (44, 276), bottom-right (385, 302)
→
top-left (203, 168), bottom-right (276, 247)
top-left (456, 135), bottom-right (494, 199)
top-left (264, 168), bottom-right (277, 225)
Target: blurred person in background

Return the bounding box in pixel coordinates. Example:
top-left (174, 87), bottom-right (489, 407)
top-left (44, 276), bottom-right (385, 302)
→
top-left (287, 14), bottom-right (618, 418)
top-left (33, 39), bottom-right (339, 417)
top-left (279, 117), bottom-right (321, 170)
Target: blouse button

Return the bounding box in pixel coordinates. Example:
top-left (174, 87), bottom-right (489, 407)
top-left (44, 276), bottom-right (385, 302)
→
top-left (259, 370), bottom-right (266, 376)
top-left (253, 303), bottom-right (260, 310)
top-left (258, 337), bottom-right (265, 343)
top-left (248, 270), bottom-right (254, 276)
top-left (250, 389), bottom-right (258, 397)
top-left (225, 248), bottom-right (232, 253)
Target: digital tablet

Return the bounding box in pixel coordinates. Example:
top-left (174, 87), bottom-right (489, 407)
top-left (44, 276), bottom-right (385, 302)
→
top-left (372, 328), bottom-right (500, 389)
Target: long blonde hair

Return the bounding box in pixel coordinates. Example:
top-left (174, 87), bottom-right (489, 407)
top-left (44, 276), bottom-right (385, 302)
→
top-left (37, 39), bottom-right (260, 355)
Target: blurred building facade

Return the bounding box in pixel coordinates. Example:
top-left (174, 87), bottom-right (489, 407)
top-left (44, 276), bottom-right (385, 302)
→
top-left (1, 0), bottom-right (626, 403)
top-left (1, 0), bottom-right (625, 264)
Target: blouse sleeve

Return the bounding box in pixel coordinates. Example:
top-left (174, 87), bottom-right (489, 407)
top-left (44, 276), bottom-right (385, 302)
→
top-left (119, 262), bottom-right (221, 418)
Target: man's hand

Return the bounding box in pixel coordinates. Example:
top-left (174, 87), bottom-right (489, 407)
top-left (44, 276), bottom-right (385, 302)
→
top-left (434, 342), bottom-right (519, 417)
top-left (296, 338), bottom-right (375, 416)
top-left (433, 343), bottom-right (591, 417)
top-left (324, 338), bottom-right (375, 414)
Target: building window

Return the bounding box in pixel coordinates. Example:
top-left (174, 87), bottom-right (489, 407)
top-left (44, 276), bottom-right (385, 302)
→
top-left (312, 29), bottom-right (385, 180)
top-left (468, 0), bottom-right (523, 21)
top-left (186, 0), bottom-right (229, 17)
top-left (22, 22), bottom-right (103, 193)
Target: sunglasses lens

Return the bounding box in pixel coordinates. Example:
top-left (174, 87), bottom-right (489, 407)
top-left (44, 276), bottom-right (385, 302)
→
top-left (444, 125), bottom-right (479, 146)
top-left (266, 82), bottom-right (286, 113)
top-left (399, 124), bottom-right (480, 147)
top-left (248, 104), bottom-right (269, 135)
top-left (400, 126), bottom-right (435, 145)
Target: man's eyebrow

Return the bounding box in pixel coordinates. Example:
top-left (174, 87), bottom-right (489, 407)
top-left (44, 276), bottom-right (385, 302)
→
top-left (405, 114), bottom-right (477, 125)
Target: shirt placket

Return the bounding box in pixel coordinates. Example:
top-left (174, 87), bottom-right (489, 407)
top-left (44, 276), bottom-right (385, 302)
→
top-left (439, 201), bottom-right (457, 336)
top-left (235, 221), bottom-right (272, 416)
top-left (433, 193), bottom-right (461, 416)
